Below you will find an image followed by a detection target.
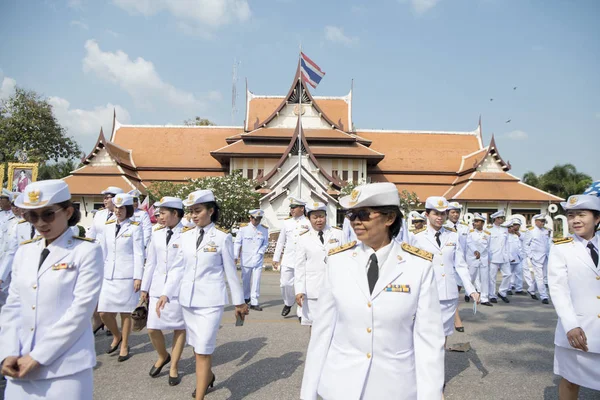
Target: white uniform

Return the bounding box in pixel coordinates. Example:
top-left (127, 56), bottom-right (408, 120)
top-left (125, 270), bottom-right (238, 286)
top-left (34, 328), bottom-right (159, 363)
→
top-left (0, 213), bottom-right (17, 306)
top-left (549, 235), bottom-right (600, 390)
top-left (168, 223), bottom-right (244, 354)
top-left (465, 228), bottom-right (490, 301)
top-left (446, 221), bottom-right (469, 286)
top-left (86, 208), bottom-right (113, 242)
top-left (410, 226), bottom-right (476, 335)
top-left (132, 208), bottom-right (153, 248)
top-left (507, 232), bottom-right (525, 292)
top-left (525, 226), bottom-right (550, 300)
top-left (233, 222), bottom-right (269, 306)
top-left (0, 229), bottom-right (103, 400)
top-left (488, 224), bottom-right (511, 299)
top-left (273, 215), bottom-right (310, 309)
top-left (342, 217), bottom-right (358, 243)
top-left (141, 222), bottom-right (185, 330)
top-left (301, 241), bottom-right (445, 400)
top-left (294, 226), bottom-right (345, 325)
top-left (98, 219), bottom-right (144, 313)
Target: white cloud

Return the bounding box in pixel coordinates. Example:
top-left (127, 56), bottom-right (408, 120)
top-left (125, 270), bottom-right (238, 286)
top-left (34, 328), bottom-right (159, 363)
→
top-left (111, 0), bottom-right (250, 35)
top-left (106, 29), bottom-right (119, 37)
top-left (83, 39), bottom-right (215, 111)
top-left (68, 0), bottom-right (84, 9)
top-left (399, 0), bottom-right (441, 14)
top-left (324, 26), bottom-right (357, 47)
top-left (0, 72), bottom-right (17, 101)
top-left (70, 20), bottom-right (89, 30)
top-left (504, 130), bottom-right (529, 141)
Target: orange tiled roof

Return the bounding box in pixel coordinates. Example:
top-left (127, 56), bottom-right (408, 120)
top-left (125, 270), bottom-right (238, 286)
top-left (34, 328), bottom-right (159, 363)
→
top-left (137, 170), bottom-right (225, 182)
top-left (246, 97), bottom-right (283, 130)
top-left (315, 98), bottom-right (349, 131)
top-left (448, 180), bottom-right (563, 202)
top-left (63, 175), bottom-right (139, 196)
top-left (370, 173), bottom-right (456, 185)
top-left (458, 148), bottom-right (488, 174)
top-left (241, 127), bottom-right (355, 141)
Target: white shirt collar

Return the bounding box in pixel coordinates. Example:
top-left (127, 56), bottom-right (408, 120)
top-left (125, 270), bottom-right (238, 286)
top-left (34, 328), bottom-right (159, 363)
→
top-left (362, 241), bottom-right (394, 270)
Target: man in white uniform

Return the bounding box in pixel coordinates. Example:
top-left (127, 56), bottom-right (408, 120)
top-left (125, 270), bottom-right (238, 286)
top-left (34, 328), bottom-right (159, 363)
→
top-left (525, 214), bottom-right (551, 304)
top-left (273, 197), bottom-right (309, 317)
top-left (0, 191), bottom-right (18, 308)
top-left (488, 210), bottom-right (511, 304)
top-left (129, 189), bottom-right (153, 249)
top-left (0, 189), bottom-right (15, 247)
top-left (507, 219), bottom-right (526, 296)
top-left (87, 186), bottom-right (123, 242)
top-left (294, 202), bottom-right (345, 326)
top-left (234, 209), bottom-right (269, 311)
top-left (466, 213), bottom-right (492, 306)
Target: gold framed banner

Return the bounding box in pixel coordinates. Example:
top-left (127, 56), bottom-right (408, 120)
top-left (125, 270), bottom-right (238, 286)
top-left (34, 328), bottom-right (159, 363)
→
top-left (7, 163), bottom-right (39, 193)
top-left (0, 165), bottom-right (5, 189)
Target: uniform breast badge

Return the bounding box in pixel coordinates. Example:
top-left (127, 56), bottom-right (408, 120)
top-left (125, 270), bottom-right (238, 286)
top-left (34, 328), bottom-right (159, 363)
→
top-left (385, 284), bottom-right (411, 293)
top-left (52, 263), bottom-right (74, 270)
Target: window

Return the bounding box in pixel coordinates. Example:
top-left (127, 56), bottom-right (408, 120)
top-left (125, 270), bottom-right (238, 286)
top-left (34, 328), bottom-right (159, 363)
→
top-left (247, 169), bottom-right (254, 180)
top-left (93, 203), bottom-right (104, 210)
top-left (257, 169), bottom-right (264, 179)
top-left (342, 171), bottom-right (349, 181)
top-left (352, 171), bottom-right (359, 183)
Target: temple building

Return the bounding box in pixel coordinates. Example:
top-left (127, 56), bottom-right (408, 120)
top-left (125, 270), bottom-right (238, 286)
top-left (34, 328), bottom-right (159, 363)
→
top-left (63, 64), bottom-right (562, 229)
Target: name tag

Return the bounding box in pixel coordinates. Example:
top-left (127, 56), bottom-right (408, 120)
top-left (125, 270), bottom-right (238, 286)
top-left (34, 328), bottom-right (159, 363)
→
top-left (385, 284), bottom-right (411, 293)
top-left (123, 234), bottom-right (132, 238)
top-left (328, 238), bottom-right (339, 244)
top-left (172, 244), bottom-right (179, 248)
top-left (446, 242), bottom-right (456, 246)
top-left (52, 263), bottom-right (74, 270)
top-left (204, 247), bottom-right (218, 252)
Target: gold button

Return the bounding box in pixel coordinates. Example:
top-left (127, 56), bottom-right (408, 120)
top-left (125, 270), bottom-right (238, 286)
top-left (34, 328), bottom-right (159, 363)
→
top-left (32, 305), bottom-right (35, 310)
top-left (367, 353), bottom-right (371, 359)
top-left (440, 264), bottom-right (444, 267)
top-left (30, 328), bottom-right (34, 332)
top-left (597, 296), bottom-right (600, 299)
top-left (439, 253), bottom-right (442, 256)
top-left (597, 276), bottom-right (600, 280)
top-left (367, 302), bottom-right (372, 308)
top-left (442, 274), bottom-right (445, 277)
top-left (367, 327), bottom-right (372, 333)
top-left (33, 284), bottom-right (37, 289)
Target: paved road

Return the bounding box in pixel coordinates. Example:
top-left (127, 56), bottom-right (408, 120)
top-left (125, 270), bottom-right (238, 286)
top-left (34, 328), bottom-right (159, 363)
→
top-left (2, 271), bottom-right (599, 399)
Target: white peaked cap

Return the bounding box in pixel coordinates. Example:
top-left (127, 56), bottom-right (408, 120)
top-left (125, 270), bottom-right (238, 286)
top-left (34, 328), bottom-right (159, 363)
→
top-left (306, 202), bottom-right (327, 213)
top-left (101, 186), bottom-right (124, 195)
top-left (112, 193), bottom-right (134, 207)
top-left (183, 189), bottom-right (215, 207)
top-left (560, 194), bottom-right (600, 212)
top-left (15, 180), bottom-right (71, 209)
top-left (249, 209), bottom-right (264, 217)
top-left (425, 196), bottom-right (449, 212)
top-left (490, 210), bottom-right (506, 219)
top-left (155, 196), bottom-right (183, 210)
top-left (339, 182), bottom-right (399, 209)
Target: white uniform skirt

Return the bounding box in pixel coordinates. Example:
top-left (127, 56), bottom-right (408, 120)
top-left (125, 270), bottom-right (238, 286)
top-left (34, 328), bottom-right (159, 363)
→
top-left (147, 296), bottom-right (185, 331)
top-left (301, 298), bottom-right (318, 326)
top-left (5, 368), bottom-right (93, 400)
top-left (554, 345), bottom-right (600, 390)
top-left (440, 299), bottom-right (458, 336)
top-left (98, 278), bottom-right (139, 313)
top-left (182, 306), bottom-right (224, 355)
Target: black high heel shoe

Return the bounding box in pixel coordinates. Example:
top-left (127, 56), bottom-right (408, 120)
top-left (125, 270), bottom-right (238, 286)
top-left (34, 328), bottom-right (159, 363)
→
top-left (106, 338), bottom-right (122, 354)
top-left (149, 354), bottom-right (171, 377)
top-left (117, 346), bottom-right (131, 362)
top-left (93, 323), bottom-right (105, 335)
top-left (192, 374), bottom-right (215, 398)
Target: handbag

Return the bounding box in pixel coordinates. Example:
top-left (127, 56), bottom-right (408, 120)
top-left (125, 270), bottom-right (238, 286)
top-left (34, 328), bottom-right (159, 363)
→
top-left (131, 296), bottom-right (149, 332)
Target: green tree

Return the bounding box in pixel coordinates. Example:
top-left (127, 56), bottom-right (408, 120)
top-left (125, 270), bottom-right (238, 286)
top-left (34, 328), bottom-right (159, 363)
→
top-left (0, 87), bottom-right (81, 163)
top-left (147, 171), bottom-right (259, 230)
top-left (38, 160), bottom-right (81, 180)
top-left (522, 164), bottom-right (592, 200)
top-left (183, 117), bottom-right (216, 126)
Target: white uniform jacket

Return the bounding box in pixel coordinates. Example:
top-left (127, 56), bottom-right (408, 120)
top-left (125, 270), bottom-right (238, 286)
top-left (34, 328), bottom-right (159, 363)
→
top-left (526, 226), bottom-right (550, 263)
top-left (233, 223), bottom-right (269, 268)
top-left (273, 216), bottom-right (310, 266)
top-left (465, 228), bottom-right (490, 267)
top-left (86, 208), bottom-right (113, 241)
top-left (445, 221), bottom-right (469, 257)
top-left (0, 219), bottom-right (36, 285)
top-left (141, 222), bottom-right (184, 298)
top-left (548, 236), bottom-right (600, 353)
top-left (0, 210), bottom-right (15, 244)
top-left (0, 229), bottom-right (103, 380)
top-left (101, 219), bottom-right (144, 280)
top-left (410, 226), bottom-right (476, 299)
top-left (342, 217), bottom-right (358, 243)
top-left (488, 224), bottom-right (509, 264)
top-left (168, 223), bottom-right (244, 307)
top-left (294, 226), bottom-right (345, 299)
top-left (132, 209), bottom-right (153, 248)
top-left (508, 233), bottom-right (524, 264)
top-left (301, 241), bottom-right (444, 400)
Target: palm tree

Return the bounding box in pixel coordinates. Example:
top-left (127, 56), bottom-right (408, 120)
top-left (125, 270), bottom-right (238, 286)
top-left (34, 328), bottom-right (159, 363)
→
top-left (523, 164), bottom-right (592, 200)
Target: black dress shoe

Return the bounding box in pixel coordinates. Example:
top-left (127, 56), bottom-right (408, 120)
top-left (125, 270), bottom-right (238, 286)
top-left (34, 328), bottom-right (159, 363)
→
top-left (168, 373), bottom-right (181, 386)
top-left (106, 338), bottom-right (122, 354)
top-left (455, 326), bottom-right (465, 333)
top-left (542, 299), bottom-right (549, 304)
top-left (249, 305), bottom-right (263, 311)
top-left (93, 323), bottom-right (105, 335)
top-left (244, 298), bottom-right (250, 304)
top-left (507, 290), bottom-right (513, 295)
top-left (497, 293), bottom-right (510, 303)
top-left (117, 347), bottom-right (131, 362)
top-left (530, 293), bottom-right (539, 300)
top-left (192, 373), bottom-right (215, 398)
top-left (281, 305), bottom-right (291, 316)
top-left (481, 302), bottom-right (493, 307)
top-left (490, 298), bottom-right (498, 303)
top-left (149, 354), bottom-right (171, 377)
top-left (464, 295), bottom-right (470, 303)
top-left (515, 291), bottom-right (525, 295)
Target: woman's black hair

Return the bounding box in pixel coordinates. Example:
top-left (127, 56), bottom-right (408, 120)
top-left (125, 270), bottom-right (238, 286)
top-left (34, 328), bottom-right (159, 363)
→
top-left (57, 200), bottom-right (81, 227)
top-left (371, 205), bottom-right (403, 240)
top-left (202, 201), bottom-right (220, 223)
top-left (162, 206), bottom-right (184, 219)
top-left (307, 210), bottom-right (326, 219)
top-left (125, 205), bottom-right (134, 219)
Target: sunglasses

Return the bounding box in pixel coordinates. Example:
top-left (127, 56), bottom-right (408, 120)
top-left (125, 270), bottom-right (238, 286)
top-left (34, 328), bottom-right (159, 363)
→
top-left (24, 208), bottom-right (64, 224)
top-left (290, 205), bottom-right (303, 209)
top-left (346, 210), bottom-right (381, 222)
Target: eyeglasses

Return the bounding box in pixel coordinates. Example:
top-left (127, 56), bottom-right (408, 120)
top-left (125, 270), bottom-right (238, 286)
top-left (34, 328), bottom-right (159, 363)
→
top-left (24, 208), bottom-right (64, 224)
top-left (346, 210), bottom-right (381, 222)
top-left (290, 205), bottom-right (302, 209)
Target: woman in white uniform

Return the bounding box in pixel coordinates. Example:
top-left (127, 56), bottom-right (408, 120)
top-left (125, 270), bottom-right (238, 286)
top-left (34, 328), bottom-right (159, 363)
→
top-left (301, 182), bottom-right (445, 400)
top-left (98, 193), bottom-right (144, 362)
top-left (141, 196), bottom-right (186, 386)
top-left (157, 189), bottom-right (249, 400)
top-left (0, 180), bottom-right (103, 400)
top-left (548, 194), bottom-right (600, 398)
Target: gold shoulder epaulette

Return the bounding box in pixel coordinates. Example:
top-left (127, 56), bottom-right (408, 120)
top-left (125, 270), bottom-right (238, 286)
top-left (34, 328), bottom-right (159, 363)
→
top-left (528, 226), bottom-right (534, 230)
top-left (299, 229), bottom-right (309, 236)
top-left (401, 242), bottom-right (433, 262)
top-left (130, 221), bottom-right (140, 226)
top-left (17, 219), bottom-right (28, 224)
top-left (261, 223), bottom-right (269, 229)
top-left (445, 226), bottom-right (457, 233)
top-left (328, 241), bottom-right (357, 256)
top-left (73, 236), bottom-right (95, 243)
top-left (98, 207), bottom-right (105, 211)
top-left (284, 216), bottom-right (292, 220)
top-left (552, 237), bottom-right (573, 245)
top-left (105, 220), bottom-right (116, 225)
top-left (153, 225), bottom-right (165, 231)
top-left (470, 229), bottom-right (474, 232)
top-left (484, 230), bottom-right (491, 235)
top-left (215, 225), bottom-right (230, 234)
top-left (182, 226), bottom-right (194, 233)
top-left (332, 226), bottom-right (342, 230)
top-left (460, 221), bottom-right (468, 226)
top-left (413, 227), bottom-right (426, 234)
top-left (239, 223), bottom-right (249, 228)
top-left (20, 236), bottom-right (43, 246)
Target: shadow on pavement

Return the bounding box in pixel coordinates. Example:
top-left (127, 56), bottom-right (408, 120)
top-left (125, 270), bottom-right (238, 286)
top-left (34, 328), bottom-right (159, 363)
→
top-left (446, 346), bottom-right (489, 385)
top-left (213, 337), bottom-right (268, 367)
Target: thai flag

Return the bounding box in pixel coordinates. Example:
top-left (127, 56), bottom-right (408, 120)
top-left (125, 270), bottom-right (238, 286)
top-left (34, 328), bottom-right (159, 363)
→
top-left (300, 52), bottom-right (325, 89)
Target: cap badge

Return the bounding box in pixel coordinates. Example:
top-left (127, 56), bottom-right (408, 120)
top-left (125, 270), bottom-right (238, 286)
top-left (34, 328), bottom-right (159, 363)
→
top-left (349, 189), bottom-right (360, 206)
top-left (28, 190), bottom-right (41, 205)
top-left (160, 197), bottom-right (165, 203)
top-left (313, 202), bottom-right (319, 208)
top-left (188, 193), bottom-right (195, 202)
top-left (437, 199), bottom-right (444, 207)
top-left (115, 197), bottom-right (123, 206)
top-left (569, 196), bottom-right (578, 205)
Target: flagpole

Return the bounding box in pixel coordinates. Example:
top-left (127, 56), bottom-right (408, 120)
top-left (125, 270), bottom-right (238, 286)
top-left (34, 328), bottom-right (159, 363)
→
top-left (297, 49), bottom-right (302, 200)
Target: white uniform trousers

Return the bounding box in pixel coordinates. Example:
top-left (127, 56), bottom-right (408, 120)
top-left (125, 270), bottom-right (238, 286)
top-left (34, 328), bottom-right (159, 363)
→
top-left (529, 258), bottom-right (549, 300)
top-left (5, 368), bottom-right (93, 400)
top-left (523, 259), bottom-right (537, 293)
top-left (468, 265), bottom-right (481, 292)
top-left (280, 264), bottom-right (301, 316)
top-left (470, 264), bottom-right (489, 302)
top-left (242, 266), bottom-right (263, 306)
top-left (509, 262), bottom-right (523, 291)
top-left (300, 298), bottom-right (318, 326)
top-left (489, 262), bottom-right (511, 298)
top-left (543, 260), bottom-right (549, 285)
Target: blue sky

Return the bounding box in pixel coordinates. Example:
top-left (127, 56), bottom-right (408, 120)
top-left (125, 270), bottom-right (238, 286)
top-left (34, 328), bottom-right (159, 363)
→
top-left (1, 0), bottom-right (598, 179)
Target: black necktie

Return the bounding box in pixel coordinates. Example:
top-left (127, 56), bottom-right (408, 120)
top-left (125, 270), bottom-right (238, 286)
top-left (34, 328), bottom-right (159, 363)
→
top-left (30, 225), bottom-right (35, 239)
top-left (587, 242), bottom-right (599, 267)
top-left (38, 248), bottom-right (50, 270)
top-left (196, 229), bottom-right (205, 249)
top-left (367, 254), bottom-right (378, 295)
top-left (115, 224), bottom-right (121, 237)
top-left (166, 229), bottom-right (173, 245)
top-left (318, 231), bottom-right (324, 244)
top-left (106, 212), bottom-right (113, 221)
top-left (435, 231), bottom-right (441, 247)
